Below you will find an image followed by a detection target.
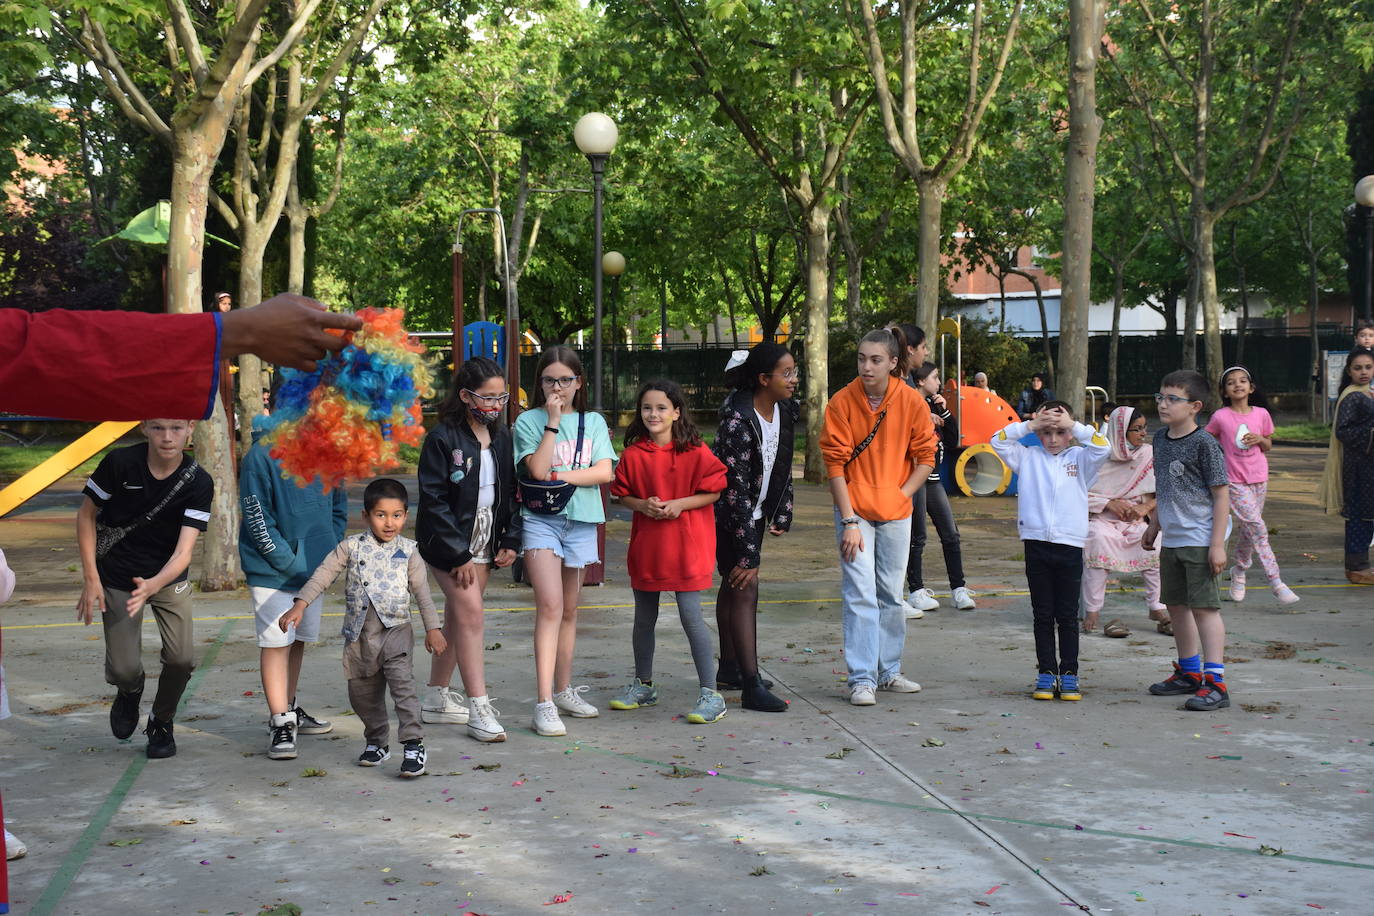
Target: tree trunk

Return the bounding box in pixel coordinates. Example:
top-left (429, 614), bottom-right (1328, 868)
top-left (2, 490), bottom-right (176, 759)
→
top-left (1196, 215), bottom-right (1222, 384)
top-left (1057, 0), bottom-right (1104, 419)
top-left (845, 254), bottom-right (863, 334)
top-left (236, 224), bottom-right (268, 454)
top-left (1182, 263), bottom-right (1199, 370)
top-left (1308, 245), bottom-right (1322, 419)
top-left (802, 204), bottom-right (834, 483)
top-left (1109, 266), bottom-right (1124, 401)
top-left (1236, 259), bottom-right (1249, 367)
top-left (915, 177), bottom-right (946, 335)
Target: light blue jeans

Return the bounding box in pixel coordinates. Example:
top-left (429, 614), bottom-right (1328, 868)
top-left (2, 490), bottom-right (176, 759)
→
top-left (835, 509), bottom-right (912, 688)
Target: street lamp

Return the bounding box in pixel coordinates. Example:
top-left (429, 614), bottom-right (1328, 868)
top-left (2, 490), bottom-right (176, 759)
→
top-left (602, 250), bottom-right (626, 419)
top-left (574, 112), bottom-right (618, 411)
top-left (1357, 175), bottom-right (1374, 321)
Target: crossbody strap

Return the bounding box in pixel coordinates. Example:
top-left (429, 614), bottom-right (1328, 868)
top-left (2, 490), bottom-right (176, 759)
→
top-left (845, 409), bottom-right (887, 468)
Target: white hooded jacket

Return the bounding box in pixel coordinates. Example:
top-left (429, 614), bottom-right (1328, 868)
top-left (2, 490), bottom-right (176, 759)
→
top-left (990, 421), bottom-right (1111, 548)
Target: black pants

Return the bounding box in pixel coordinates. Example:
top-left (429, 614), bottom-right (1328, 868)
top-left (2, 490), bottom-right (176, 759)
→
top-left (908, 480), bottom-right (965, 590)
top-left (1024, 540), bottom-right (1082, 675)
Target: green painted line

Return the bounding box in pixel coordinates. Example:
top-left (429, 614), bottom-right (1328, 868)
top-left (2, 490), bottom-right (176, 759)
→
top-left (571, 741), bottom-right (1374, 872)
top-left (29, 617), bottom-right (236, 916)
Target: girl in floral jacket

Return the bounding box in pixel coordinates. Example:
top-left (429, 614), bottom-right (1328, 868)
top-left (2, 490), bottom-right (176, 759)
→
top-left (711, 343), bottom-right (797, 712)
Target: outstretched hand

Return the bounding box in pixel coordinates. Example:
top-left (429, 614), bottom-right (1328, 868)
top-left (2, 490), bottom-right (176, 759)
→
top-left (220, 293), bottom-right (363, 371)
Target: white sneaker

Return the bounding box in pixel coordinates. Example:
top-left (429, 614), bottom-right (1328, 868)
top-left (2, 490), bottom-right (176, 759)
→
top-left (5, 828), bottom-right (26, 860)
top-left (907, 588), bottom-right (940, 612)
top-left (878, 673), bottom-right (922, 693)
top-left (849, 684), bottom-right (877, 706)
top-left (466, 696), bottom-right (506, 743)
top-left (553, 684), bottom-right (599, 718)
top-left (952, 586), bottom-right (977, 610)
top-left (532, 700), bottom-right (567, 736)
top-left (421, 685), bottom-right (469, 724)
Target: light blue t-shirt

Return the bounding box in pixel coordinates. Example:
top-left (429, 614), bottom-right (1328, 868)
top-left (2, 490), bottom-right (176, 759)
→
top-left (513, 408), bottom-right (617, 524)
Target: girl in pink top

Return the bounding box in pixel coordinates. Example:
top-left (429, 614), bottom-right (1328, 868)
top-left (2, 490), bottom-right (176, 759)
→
top-left (1206, 366), bottom-right (1298, 605)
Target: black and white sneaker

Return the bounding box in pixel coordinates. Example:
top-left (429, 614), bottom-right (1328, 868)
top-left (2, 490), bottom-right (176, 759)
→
top-left (268, 712), bottom-right (298, 760)
top-left (399, 740), bottom-right (427, 778)
top-left (110, 687), bottom-right (143, 740)
top-left (357, 743), bottom-right (390, 766)
top-left (291, 704), bottom-right (333, 735)
top-left (144, 715), bottom-right (176, 759)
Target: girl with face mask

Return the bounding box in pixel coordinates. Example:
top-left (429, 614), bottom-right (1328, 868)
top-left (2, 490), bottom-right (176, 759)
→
top-left (415, 357), bottom-right (523, 743)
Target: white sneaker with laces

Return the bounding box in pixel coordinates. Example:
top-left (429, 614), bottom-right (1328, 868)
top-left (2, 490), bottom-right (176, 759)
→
top-left (532, 700), bottom-right (567, 736)
top-left (907, 588), bottom-right (940, 612)
top-left (5, 828), bottom-right (26, 860)
top-left (553, 684), bottom-right (599, 718)
top-left (952, 586), bottom-right (977, 610)
top-left (420, 685), bottom-right (469, 724)
top-left (878, 673), bottom-right (922, 693)
top-left (466, 696), bottom-right (506, 742)
top-left (849, 684), bottom-right (877, 706)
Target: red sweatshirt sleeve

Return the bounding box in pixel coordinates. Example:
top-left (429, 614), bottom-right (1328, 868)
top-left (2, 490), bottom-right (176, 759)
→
top-left (0, 309), bottom-right (221, 421)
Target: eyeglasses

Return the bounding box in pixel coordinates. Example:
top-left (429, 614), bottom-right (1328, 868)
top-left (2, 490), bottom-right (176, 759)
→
top-left (1153, 393), bottom-right (1194, 405)
top-left (464, 389), bottom-right (510, 406)
top-left (769, 369), bottom-right (799, 380)
top-left (540, 375), bottom-right (579, 389)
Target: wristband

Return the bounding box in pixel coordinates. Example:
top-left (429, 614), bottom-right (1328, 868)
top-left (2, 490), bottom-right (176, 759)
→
top-left (549, 469), bottom-right (558, 481)
top-left (841, 515), bottom-right (861, 527)
top-left (544, 426), bottom-right (559, 435)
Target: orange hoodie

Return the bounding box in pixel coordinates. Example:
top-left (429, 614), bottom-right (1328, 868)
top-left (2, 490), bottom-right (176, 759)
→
top-left (820, 377), bottom-right (937, 522)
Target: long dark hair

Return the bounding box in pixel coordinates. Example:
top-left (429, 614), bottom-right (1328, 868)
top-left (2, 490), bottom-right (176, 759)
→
top-left (894, 322), bottom-right (925, 349)
top-left (624, 379), bottom-right (702, 452)
top-left (531, 345), bottom-right (588, 412)
top-left (1341, 346), bottom-right (1374, 390)
top-left (1218, 365), bottom-right (1269, 410)
top-left (859, 326), bottom-right (909, 378)
top-left (437, 357), bottom-right (505, 426)
top-left (725, 342), bottom-right (792, 391)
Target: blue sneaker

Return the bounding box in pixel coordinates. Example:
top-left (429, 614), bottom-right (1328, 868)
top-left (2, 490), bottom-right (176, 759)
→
top-left (1032, 673), bottom-right (1057, 700)
top-left (686, 688), bottom-right (726, 724)
top-left (1058, 674), bottom-right (1082, 701)
top-left (608, 679), bottom-right (658, 710)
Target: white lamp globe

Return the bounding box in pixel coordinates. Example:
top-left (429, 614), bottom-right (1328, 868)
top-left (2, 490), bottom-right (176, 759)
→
top-left (574, 112), bottom-right (618, 156)
top-left (1357, 175), bottom-right (1374, 209)
top-left (602, 250), bottom-right (626, 276)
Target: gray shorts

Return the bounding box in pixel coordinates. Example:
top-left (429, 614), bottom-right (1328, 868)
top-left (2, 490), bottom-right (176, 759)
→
top-left (1159, 546), bottom-right (1222, 609)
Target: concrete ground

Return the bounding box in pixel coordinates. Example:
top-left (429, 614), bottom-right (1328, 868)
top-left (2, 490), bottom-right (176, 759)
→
top-left (1, 445), bottom-right (1371, 915)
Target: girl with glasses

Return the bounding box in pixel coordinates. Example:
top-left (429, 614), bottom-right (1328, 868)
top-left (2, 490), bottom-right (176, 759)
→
top-left (512, 346), bottom-right (617, 736)
top-left (416, 357), bottom-right (522, 742)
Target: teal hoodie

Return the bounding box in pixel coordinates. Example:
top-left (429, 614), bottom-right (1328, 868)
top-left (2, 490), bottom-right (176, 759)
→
top-left (237, 421), bottom-right (348, 589)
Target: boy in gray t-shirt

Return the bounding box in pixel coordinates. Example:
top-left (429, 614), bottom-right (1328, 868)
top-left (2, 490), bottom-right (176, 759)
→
top-left (1144, 370), bottom-right (1231, 711)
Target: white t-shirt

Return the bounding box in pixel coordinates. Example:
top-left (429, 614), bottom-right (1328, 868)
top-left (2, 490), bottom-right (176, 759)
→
top-left (477, 448), bottom-right (496, 509)
top-left (752, 407), bottom-right (781, 520)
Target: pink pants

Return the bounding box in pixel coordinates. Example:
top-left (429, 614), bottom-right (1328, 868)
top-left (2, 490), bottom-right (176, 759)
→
top-left (1080, 566), bottom-right (1162, 615)
top-left (1230, 481), bottom-right (1281, 582)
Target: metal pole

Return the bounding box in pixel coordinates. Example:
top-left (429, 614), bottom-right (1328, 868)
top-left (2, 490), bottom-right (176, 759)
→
top-left (1365, 211), bottom-right (1373, 322)
top-left (610, 275), bottom-right (620, 420)
top-left (452, 241), bottom-right (464, 379)
top-left (589, 154), bottom-right (607, 410)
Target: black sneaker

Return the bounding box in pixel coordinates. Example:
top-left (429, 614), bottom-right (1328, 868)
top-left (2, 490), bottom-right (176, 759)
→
top-left (110, 687), bottom-right (143, 740)
top-left (1183, 674), bottom-right (1230, 711)
top-left (1148, 663), bottom-right (1202, 696)
top-left (144, 716), bottom-right (176, 759)
top-left (358, 743), bottom-right (390, 766)
top-left (399, 741), bottom-right (426, 778)
top-left (292, 705), bottom-right (333, 735)
top-left (714, 662), bottom-right (772, 692)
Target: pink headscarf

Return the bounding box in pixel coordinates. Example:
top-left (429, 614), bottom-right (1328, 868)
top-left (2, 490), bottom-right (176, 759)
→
top-left (1088, 406), bottom-right (1155, 513)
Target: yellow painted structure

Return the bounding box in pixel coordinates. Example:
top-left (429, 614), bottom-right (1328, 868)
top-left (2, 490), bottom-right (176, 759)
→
top-left (0, 421), bottom-right (136, 517)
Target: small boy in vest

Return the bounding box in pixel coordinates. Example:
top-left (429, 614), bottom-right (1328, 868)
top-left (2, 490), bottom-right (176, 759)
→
top-left (283, 479), bottom-right (446, 777)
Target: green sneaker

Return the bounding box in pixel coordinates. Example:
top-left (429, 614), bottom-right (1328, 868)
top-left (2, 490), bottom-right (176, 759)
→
top-left (608, 679), bottom-right (658, 710)
top-left (686, 688), bottom-right (726, 724)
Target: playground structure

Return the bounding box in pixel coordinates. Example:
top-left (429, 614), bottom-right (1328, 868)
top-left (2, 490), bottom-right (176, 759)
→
top-left (0, 421), bottom-right (135, 518)
top-left (936, 317), bottom-right (1022, 496)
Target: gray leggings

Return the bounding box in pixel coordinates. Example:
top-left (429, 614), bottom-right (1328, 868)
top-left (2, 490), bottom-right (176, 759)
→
top-left (632, 589), bottom-right (714, 688)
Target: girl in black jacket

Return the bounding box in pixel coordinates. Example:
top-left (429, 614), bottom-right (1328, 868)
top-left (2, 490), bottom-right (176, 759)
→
top-left (416, 357), bottom-right (522, 742)
top-left (712, 343), bottom-right (797, 712)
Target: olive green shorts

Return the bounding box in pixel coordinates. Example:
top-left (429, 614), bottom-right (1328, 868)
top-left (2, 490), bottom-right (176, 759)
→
top-left (1159, 546), bottom-right (1222, 609)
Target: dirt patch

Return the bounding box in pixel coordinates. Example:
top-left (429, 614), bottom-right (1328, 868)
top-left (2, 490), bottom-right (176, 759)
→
top-left (1262, 641), bottom-right (1297, 659)
top-left (33, 699), bottom-right (104, 716)
top-left (1241, 702), bottom-right (1282, 713)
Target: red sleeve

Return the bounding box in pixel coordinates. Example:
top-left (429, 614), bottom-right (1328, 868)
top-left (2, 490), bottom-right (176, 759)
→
top-left (610, 446), bottom-right (637, 498)
top-left (0, 309), bottom-right (220, 421)
top-left (694, 444), bottom-right (728, 494)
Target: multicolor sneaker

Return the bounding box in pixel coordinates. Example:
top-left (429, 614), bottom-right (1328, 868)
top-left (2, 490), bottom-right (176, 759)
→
top-left (1032, 673), bottom-right (1057, 701)
top-left (1183, 674), bottom-right (1230, 711)
top-left (609, 679), bottom-right (659, 710)
top-left (358, 743), bottom-right (390, 766)
top-left (1057, 674), bottom-right (1082, 701)
top-left (686, 688), bottom-right (727, 724)
top-left (1148, 662), bottom-right (1203, 696)
top-left (553, 684), bottom-right (599, 718)
top-left (292, 704), bottom-right (333, 735)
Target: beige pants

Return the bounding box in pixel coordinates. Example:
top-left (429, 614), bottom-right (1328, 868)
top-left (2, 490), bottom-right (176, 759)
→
top-left (101, 580), bottom-right (195, 722)
top-left (343, 608), bottom-right (422, 745)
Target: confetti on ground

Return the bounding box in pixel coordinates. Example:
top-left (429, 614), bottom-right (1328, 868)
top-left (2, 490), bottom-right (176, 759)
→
top-left (543, 893), bottom-right (574, 905)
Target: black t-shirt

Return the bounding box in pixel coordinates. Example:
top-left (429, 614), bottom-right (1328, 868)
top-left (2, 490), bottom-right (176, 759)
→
top-left (84, 443), bottom-right (215, 591)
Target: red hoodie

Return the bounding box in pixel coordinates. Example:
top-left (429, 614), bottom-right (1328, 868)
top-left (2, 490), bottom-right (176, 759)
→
top-left (611, 439), bottom-right (727, 591)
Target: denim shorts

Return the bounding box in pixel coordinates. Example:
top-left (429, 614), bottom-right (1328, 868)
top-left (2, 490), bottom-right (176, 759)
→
top-left (521, 512), bottom-right (600, 569)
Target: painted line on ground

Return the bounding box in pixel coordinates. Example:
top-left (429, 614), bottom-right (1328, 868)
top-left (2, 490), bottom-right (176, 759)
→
top-left (27, 617), bottom-right (236, 916)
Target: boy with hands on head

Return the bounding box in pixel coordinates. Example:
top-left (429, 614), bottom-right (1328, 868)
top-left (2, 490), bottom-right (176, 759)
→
top-left (286, 479), bottom-right (447, 776)
top-left (1143, 370), bottom-right (1232, 711)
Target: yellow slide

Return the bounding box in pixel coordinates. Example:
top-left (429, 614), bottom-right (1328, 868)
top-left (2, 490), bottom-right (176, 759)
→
top-left (0, 421), bottom-right (136, 518)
